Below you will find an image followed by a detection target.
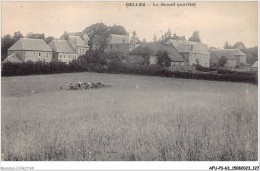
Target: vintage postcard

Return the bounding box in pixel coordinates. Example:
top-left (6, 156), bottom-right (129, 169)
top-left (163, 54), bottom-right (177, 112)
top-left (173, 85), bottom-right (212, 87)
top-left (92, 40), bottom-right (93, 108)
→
top-left (1, 1), bottom-right (258, 170)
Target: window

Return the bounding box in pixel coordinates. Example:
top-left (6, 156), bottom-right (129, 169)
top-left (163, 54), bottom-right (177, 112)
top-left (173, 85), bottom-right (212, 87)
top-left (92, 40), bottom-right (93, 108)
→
top-left (117, 45), bottom-right (119, 49)
top-left (39, 53), bottom-right (41, 56)
top-left (46, 53), bottom-right (48, 57)
top-left (191, 45), bottom-right (194, 51)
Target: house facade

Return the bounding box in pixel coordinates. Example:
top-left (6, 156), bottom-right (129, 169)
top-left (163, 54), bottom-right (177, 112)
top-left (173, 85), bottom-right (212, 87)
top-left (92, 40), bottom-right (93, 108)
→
top-left (210, 49), bottom-right (247, 68)
top-left (128, 43), bottom-right (186, 68)
top-left (105, 34), bottom-right (137, 54)
top-left (68, 36), bottom-right (89, 56)
top-left (165, 39), bottom-right (210, 67)
top-left (7, 38), bottom-right (53, 63)
top-left (48, 39), bottom-right (78, 64)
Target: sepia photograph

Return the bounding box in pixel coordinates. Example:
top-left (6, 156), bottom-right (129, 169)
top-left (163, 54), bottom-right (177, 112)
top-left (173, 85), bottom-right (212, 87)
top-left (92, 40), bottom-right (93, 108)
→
top-left (1, 0), bottom-right (259, 170)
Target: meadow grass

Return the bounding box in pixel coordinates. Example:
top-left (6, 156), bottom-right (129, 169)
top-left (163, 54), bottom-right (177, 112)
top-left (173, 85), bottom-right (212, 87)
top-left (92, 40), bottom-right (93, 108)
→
top-left (1, 72), bottom-right (258, 161)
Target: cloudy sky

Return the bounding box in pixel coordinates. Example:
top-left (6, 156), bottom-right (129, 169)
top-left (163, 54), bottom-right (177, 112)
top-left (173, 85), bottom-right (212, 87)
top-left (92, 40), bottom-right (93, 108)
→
top-left (2, 1), bottom-right (258, 48)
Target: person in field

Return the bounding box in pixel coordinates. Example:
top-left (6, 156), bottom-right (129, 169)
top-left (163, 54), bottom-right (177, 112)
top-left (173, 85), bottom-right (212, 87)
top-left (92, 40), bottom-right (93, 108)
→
top-left (78, 80), bottom-right (82, 88)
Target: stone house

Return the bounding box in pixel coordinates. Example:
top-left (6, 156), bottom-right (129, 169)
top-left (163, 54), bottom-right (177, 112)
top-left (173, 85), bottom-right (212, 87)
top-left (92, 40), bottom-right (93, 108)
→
top-left (252, 61), bottom-right (258, 68)
top-left (210, 49), bottom-right (247, 68)
top-left (105, 34), bottom-right (137, 54)
top-left (127, 43), bottom-right (185, 68)
top-left (6, 38), bottom-right (53, 63)
top-left (165, 39), bottom-right (210, 67)
top-left (48, 39), bottom-right (78, 64)
top-left (67, 36), bottom-right (89, 56)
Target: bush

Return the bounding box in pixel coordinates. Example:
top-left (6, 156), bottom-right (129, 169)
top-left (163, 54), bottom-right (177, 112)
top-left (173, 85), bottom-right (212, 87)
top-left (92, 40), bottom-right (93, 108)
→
top-left (2, 61), bottom-right (257, 84)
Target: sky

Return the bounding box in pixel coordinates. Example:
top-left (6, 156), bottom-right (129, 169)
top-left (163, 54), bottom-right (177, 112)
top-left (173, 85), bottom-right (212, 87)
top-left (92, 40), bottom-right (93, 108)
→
top-left (1, 1), bottom-right (258, 48)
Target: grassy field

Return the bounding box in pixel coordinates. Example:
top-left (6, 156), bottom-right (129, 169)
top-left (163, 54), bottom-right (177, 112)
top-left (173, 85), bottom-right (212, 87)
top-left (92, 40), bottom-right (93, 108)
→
top-left (1, 72), bottom-right (258, 161)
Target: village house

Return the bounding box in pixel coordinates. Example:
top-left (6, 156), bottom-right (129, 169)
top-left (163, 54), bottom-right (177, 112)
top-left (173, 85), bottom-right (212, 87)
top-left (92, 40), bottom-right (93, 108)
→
top-left (60, 31), bottom-right (90, 42)
top-left (105, 34), bottom-right (137, 54)
top-left (210, 49), bottom-right (247, 68)
top-left (49, 35), bottom-right (89, 64)
top-left (4, 38), bottom-right (53, 63)
top-left (165, 39), bottom-right (210, 67)
top-left (127, 43), bottom-right (185, 68)
top-left (48, 39), bottom-right (78, 64)
top-left (67, 36), bottom-right (89, 56)
top-left (252, 61), bottom-right (258, 68)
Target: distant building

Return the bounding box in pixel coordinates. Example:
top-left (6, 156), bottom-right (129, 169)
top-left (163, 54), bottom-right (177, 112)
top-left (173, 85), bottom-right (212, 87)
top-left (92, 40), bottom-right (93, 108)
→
top-left (48, 39), bottom-right (78, 64)
top-left (105, 34), bottom-right (137, 54)
top-left (60, 31), bottom-right (90, 42)
top-left (7, 38), bottom-right (53, 63)
top-left (49, 35), bottom-right (89, 64)
top-left (128, 43), bottom-right (185, 68)
top-left (67, 36), bottom-right (89, 56)
top-left (165, 39), bottom-right (210, 67)
top-left (252, 61), bottom-right (258, 68)
top-left (210, 49), bottom-right (246, 68)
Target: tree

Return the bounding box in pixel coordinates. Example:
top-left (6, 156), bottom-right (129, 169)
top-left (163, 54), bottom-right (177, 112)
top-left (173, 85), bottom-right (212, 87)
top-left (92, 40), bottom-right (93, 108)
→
top-left (243, 46), bottom-right (258, 64)
top-left (224, 41), bottom-right (232, 49)
top-left (217, 56), bottom-right (227, 67)
top-left (153, 34), bottom-right (157, 42)
top-left (77, 49), bottom-right (106, 68)
top-left (131, 30), bottom-right (141, 44)
top-left (1, 34), bottom-right (12, 60)
top-left (1, 32), bottom-right (24, 61)
top-left (108, 25), bottom-right (128, 36)
top-left (44, 36), bottom-right (54, 44)
top-left (232, 42), bottom-right (246, 51)
top-left (188, 31), bottom-right (201, 42)
top-left (156, 50), bottom-right (171, 67)
top-left (84, 23), bottom-right (128, 52)
top-left (27, 33), bottom-right (45, 39)
top-left (13, 31), bottom-right (24, 42)
top-left (142, 38), bottom-right (147, 43)
top-left (166, 29), bottom-right (172, 38)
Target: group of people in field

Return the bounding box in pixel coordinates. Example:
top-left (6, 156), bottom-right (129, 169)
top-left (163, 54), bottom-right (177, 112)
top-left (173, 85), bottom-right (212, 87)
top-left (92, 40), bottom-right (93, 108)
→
top-left (68, 80), bottom-right (106, 90)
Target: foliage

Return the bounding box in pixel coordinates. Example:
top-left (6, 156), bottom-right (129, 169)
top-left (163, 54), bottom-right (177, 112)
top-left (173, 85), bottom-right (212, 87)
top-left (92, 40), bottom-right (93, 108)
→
top-left (156, 50), bottom-right (171, 67)
top-left (244, 46), bottom-right (258, 64)
top-left (224, 41), bottom-right (232, 49)
top-left (3, 60), bottom-right (257, 84)
top-left (44, 36), bottom-right (55, 44)
top-left (188, 31), bottom-right (201, 42)
top-left (232, 42), bottom-right (246, 50)
top-left (84, 23), bottom-right (128, 52)
top-left (153, 35), bottom-right (157, 42)
top-left (131, 31), bottom-right (141, 44)
top-left (1, 32), bottom-right (24, 61)
top-left (77, 49), bottom-right (107, 68)
top-left (217, 56), bottom-right (227, 67)
top-left (27, 33), bottom-right (45, 39)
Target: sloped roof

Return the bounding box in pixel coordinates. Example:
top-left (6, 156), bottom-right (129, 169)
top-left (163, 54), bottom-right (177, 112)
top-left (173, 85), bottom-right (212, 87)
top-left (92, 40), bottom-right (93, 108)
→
top-left (129, 43), bottom-right (185, 62)
top-left (8, 38), bottom-right (53, 51)
top-left (109, 34), bottom-right (131, 44)
top-left (165, 39), bottom-right (209, 54)
top-left (48, 39), bottom-right (76, 53)
top-left (68, 36), bottom-right (89, 47)
top-left (210, 49), bottom-right (246, 60)
top-left (61, 32), bottom-right (90, 41)
top-left (2, 53), bottom-right (24, 63)
top-left (252, 61), bottom-right (258, 68)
